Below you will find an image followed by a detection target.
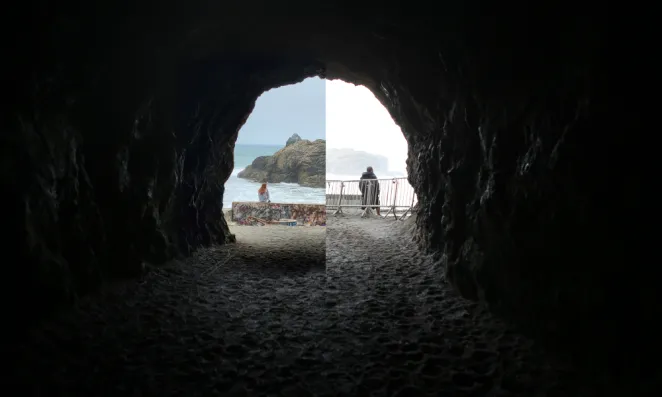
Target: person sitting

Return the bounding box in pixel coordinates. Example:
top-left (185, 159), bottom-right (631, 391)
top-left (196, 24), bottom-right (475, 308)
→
top-left (359, 166), bottom-right (380, 216)
top-left (257, 182), bottom-right (270, 203)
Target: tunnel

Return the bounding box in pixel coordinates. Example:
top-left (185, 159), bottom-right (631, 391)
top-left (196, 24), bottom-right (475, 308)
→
top-left (3, 1), bottom-right (658, 395)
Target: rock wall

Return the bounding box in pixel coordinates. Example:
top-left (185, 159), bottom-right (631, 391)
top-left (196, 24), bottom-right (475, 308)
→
top-left (4, 12), bottom-right (324, 323)
top-left (232, 202), bottom-right (326, 226)
top-left (237, 138), bottom-right (325, 188)
top-left (285, 133), bottom-right (302, 147)
top-left (4, 0), bottom-right (656, 371)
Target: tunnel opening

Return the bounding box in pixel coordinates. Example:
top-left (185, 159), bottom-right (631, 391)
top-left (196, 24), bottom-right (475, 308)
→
top-left (225, 77), bottom-right (326, 214)
top-left (325, 78), bottom-right (417, 220)
top-left (4, 3), bottom-right (659, 394)
top-left (324, 78), bottom-right (427, 293)
top-left (220, 77), bottom-right (327, 275)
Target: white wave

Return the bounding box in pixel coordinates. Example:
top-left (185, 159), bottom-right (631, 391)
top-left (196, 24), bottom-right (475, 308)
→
top-left (231, 168), bottom-right (245, 177)
top-left (224, 174), bottom-right (325, 205)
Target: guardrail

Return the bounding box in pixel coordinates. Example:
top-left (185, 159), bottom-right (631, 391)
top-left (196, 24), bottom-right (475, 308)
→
top-left (326, 177), bottom-right (417, 220)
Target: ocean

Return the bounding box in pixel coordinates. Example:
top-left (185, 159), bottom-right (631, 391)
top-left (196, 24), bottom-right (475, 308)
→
top-left (223, 144), bottom-right (326, 208)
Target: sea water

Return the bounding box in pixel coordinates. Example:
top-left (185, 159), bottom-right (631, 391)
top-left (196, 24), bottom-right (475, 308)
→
top-left (223, 144), bottom-right (326, 208)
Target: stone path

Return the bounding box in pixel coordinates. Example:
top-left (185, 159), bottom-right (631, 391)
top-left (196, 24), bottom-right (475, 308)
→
top-left (6, 217), bottom-right (614, 396)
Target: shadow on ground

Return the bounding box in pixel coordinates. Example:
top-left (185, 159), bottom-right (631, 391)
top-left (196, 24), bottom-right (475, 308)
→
top-left (4, 217), bottom-right (613, 396)
top-left (227, 224), bottom-right (326, 275)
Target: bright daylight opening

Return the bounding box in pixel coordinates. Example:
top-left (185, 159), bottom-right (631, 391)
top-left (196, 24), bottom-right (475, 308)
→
top-left (223, 77), bottom-right (326, 257)
top-left (325, 80), bottom-right (417, 219)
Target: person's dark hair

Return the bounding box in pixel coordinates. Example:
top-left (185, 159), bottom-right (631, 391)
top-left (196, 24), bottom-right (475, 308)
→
top-left (367, 166), bottom-right (373, 172)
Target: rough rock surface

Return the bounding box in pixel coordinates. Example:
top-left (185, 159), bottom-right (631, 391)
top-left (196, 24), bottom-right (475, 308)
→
top-left (238, 138), bottom-right (325, 188)
top-left (7, 217), bottom-right (638, 396)
top-left (4, 0), bottom-right (656, 385)
top-left (285, 133), bottom-right (302, 147)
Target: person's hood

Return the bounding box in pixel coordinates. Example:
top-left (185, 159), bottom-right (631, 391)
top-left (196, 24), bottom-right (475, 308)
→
top-left (361, 171), bottom-right (377, 179)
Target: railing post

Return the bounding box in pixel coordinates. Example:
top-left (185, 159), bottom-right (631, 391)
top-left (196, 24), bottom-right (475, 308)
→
top-left (391, 178), bottom-right (399, 220)
top-left (333, 181), bottom-right (345, 215)
top-left (324, 177), bottom-right (417, 219)
top-left (399, 188), bottom-right (416, 220)
top-left (361, 182), bottom-right (374, 218)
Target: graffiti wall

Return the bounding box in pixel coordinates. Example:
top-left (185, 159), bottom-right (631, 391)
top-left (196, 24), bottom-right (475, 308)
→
top-left (231, 202), bottom-right (326, 226)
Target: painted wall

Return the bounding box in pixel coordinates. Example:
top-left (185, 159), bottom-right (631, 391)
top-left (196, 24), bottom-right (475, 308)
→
top-left (231, 202), bottom-right (326, 226)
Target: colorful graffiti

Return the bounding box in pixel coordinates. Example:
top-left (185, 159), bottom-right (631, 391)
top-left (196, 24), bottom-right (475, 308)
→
top-left (231, 202), bottom-right (326, 226)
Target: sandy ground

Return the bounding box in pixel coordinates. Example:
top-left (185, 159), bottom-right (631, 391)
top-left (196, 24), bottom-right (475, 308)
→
top-left (224, 224), bottom-right (325, 274)
top-left (5, 215), bottom-right (629, 396)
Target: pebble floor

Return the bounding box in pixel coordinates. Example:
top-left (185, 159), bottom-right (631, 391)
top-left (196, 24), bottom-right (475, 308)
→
top-left (5, 216), bottom-right (618, 396)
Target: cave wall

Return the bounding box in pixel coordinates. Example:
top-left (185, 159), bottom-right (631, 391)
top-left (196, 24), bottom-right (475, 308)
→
top-left (369, 14), bottom-right (657, 369)
top-left (5, 0), bottom-right (656, 368)
top-left (3, 51), bottom-right (322, 324)
top-left (3, 2), bottom-right (326, 323)
top-left (364, 13), bottom-right (657, 368)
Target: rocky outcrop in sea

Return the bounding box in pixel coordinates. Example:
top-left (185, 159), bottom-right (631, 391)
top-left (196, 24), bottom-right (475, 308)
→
top-left (237, 135), bottom-right (325, 188)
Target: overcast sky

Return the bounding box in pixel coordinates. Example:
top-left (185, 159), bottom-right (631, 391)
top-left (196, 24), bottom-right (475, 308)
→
top-left (236, 77), bottom-right (326, 145)
top-left (236, 77), bottom-right (408, 173)
top-left (325, 79), bottom-right (408, 174)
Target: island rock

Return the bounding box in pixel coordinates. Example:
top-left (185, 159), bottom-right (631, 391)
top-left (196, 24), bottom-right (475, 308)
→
top-left (238, 138), bottom-right (325, 188)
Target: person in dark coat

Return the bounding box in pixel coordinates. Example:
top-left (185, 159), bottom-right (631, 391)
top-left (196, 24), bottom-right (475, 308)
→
top-left (359, 166), bottom-right (380, 215)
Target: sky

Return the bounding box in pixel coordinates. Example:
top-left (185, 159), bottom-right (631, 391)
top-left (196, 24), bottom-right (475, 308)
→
top-left (236, 77), bottom-right (408, 174)
top-left (325, 79), bottom-right (408, 174)
top-left (236, 77), bottom-right (326, 145)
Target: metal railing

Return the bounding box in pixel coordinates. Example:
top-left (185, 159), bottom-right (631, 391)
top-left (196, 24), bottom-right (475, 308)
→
top-left (326, 177), bottom-right (417, 220)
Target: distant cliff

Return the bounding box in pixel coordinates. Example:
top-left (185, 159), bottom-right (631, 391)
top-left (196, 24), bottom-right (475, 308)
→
top-left (237, 135), bottom-right (325, 188)
top-left (326, 148), bottom-right (389, 176)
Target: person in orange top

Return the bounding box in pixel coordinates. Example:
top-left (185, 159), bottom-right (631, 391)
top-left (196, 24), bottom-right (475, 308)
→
top-left (258, 182), bottom-right (270, 203)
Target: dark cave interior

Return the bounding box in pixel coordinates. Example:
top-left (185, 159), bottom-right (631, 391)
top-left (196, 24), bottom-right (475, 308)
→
top-left (3, 0), bottom-right (658, 393)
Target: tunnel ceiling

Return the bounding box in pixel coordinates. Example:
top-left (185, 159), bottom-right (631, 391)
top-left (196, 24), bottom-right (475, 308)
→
top-left (5, 0), bottom-right (657, 369)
